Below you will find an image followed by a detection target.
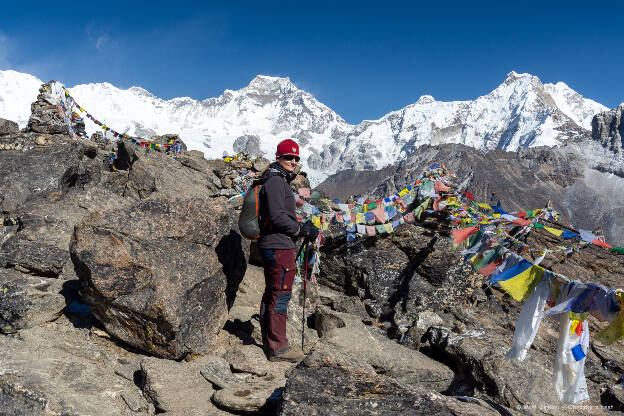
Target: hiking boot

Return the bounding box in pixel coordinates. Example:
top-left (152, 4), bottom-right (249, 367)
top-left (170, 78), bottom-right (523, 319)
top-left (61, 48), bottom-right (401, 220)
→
top-left (268, 347), bottom-right (304, 363)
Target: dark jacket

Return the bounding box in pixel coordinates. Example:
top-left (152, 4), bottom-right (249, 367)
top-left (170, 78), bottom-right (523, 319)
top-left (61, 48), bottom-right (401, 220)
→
top-left (258, 163), bottom-right (300, 250)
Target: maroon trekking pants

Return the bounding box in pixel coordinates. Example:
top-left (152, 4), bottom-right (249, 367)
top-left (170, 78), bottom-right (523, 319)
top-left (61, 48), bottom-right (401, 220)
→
top-left (259, 248), bottom-right (296, 354)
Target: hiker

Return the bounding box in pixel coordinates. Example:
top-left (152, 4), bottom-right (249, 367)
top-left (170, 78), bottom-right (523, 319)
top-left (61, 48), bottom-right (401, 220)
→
top-left (258, 139), bottom-right (318, 362)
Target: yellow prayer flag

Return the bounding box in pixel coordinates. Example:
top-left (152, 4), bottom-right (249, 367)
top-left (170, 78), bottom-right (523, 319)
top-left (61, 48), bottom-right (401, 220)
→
top-left (544, 227), bottom-right (563, 237)
top-left (569, 319), bottom-right (580, 335)
top-left (384, 223), bottom-right (393, 233)
top-left (493, 213), bottom-right (501, 218)
top-left (596, 292), bottom-right (624, 345)
top-left (363, 205), bottom-right (368, 213)
top-left (356, 213), bottom-right (365, 224)
top-left (321, 222), bottom-right (329, 231)
top-left (498, 265), bottom-right (545, 302)
top-left (398, 188), bottom-right (408, 197)
top-left (311, 216), bottom-right (321, 228)
top-left (477, 203), bottom-right (492, 210)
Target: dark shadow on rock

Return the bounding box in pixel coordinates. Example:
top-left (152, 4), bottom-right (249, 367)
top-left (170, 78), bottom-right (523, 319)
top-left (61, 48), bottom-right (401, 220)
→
top-left (216, 230), bottom-right (247, 310)
top-left (223, 319), bottom-right (259, 346)
top-left (385, 235), bottom-right (438, 325)
top-left (59, 279), bottom-right (96, 329)
top-left (260, 387), bottom-right (283, 415)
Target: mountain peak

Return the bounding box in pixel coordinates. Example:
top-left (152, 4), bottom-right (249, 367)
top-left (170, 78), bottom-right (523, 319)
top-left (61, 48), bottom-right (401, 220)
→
top-left (129, 86), bottom-right (155, 98)
top-left (505, 71), bottom-right (534, 82)
top-left (416, 95), bottom-right (435, 104)
top-left (246, 75), bottom-right (296, 94)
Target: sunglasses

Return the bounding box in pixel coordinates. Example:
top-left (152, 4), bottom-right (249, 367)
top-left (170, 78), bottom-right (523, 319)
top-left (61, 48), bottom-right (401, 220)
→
top-left (280, 155), bottom-right (300, 162)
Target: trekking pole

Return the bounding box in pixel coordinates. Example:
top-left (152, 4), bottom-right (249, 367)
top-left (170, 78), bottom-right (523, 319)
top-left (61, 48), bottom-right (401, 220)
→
top-left (301, 238), bottom-right (309, 352)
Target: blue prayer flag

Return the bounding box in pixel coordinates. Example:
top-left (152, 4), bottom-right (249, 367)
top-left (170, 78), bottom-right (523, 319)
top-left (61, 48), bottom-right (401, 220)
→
top-left (488, 259), bottom-right (533, 285)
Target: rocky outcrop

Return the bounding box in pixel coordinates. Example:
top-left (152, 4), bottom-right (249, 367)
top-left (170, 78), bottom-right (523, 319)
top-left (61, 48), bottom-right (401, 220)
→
top-left (592, 104), bottom-right (624, 154)
top-left (280, 345), bottom-right (501, 415)
top-left (0, 268), bottom-right (66, 334)
top-left (319, 219), bottom-right (473, 331)
top-left (71, 197), bottom-right (248, 359)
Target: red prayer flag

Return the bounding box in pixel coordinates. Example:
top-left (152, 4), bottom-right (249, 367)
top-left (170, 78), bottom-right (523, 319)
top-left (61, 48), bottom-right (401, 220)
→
top-left (592, 239), bottom-right (612, 248)
top-left (512, 218), bottom-right (532, 227)
top-left (479, 257), bottom-right (504, 276)
top-left (452, 226), bottom-right (478, 244)
top-left (462, 191), bottom-right (475, 201)
top-left (434, 180), bottom-right (450, 193)
top-left (517, 211), bottom-right (527, 218)
top-left (575, 321), bottom-right (583, 336)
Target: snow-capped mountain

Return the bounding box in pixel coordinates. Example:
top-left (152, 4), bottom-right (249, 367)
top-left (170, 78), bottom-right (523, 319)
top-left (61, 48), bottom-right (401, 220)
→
top-left (0, 69), bottom-right (608, 185)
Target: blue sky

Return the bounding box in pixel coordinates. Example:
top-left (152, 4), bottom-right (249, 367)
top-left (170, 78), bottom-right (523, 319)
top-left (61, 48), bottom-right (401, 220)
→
top-left (1, 1), bottom-right (622, 123)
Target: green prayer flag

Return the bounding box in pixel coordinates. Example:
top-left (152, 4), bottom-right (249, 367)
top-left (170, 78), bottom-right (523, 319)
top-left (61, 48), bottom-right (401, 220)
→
top-left (611, 247), bottom-right (624, 254)
top-left (533, 223), bottom-right (545, 229)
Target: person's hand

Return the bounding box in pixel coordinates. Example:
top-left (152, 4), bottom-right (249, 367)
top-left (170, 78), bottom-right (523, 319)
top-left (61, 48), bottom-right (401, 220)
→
top-left (299, 221), bottom-right (319, 241)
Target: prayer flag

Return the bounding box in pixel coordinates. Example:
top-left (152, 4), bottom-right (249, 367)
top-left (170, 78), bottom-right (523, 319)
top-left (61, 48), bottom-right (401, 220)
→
top-left (452, 226), bottom-right (478, 244)
top-left (498, 264), bottom-right (545, 302)
top-left (592, 239), bottom-right (612, 249)
top-left (434, 181), bottom-right (449, 193)
top-left (366, 225), bottom-right (376, 236)
top-left (298, 188), bottom-right (311, 198)
top-left (544, 227), bottom-right (563, 236)
top-left (375, 224), bottom-right (387, 234)
top-left (462, 191), bottom-right (475, 201)
top-left (489, 259), bottom-right (532, 285)
top-left (384, 223), bottom-right (393, 233)
top-left (372, 205), bottom-right (386, 223)
top-left (562, 230), bottom-right (579, 239)
top-left (478, 203), bottom-right (492, 210)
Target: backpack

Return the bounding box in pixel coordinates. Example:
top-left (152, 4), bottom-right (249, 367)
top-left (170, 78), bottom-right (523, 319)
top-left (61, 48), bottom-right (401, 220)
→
top-left (238, 172), bottom-right (282, 240)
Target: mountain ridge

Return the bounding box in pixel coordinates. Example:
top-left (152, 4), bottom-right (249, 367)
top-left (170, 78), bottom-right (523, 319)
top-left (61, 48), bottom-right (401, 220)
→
top-left (0, 69), bottom-right (609, 184)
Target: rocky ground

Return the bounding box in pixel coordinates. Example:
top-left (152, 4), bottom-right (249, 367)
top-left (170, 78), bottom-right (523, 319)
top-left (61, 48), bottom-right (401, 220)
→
top-left (1, 83), bottom-right (624, 415)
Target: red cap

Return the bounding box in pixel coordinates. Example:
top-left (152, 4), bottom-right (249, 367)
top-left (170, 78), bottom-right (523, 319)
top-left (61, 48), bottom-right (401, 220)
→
top-left (276, 139), bottom-right (299, 158)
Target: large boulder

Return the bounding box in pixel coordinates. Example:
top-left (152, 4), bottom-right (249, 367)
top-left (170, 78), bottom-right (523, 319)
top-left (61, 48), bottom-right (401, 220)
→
top-left (70, 197), bottom-right (248, 359)
top-left (280, 345), bottom-right (502, 415)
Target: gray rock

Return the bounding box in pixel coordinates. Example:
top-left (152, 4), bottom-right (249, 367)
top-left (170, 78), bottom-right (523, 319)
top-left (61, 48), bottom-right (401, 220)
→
top-left (233, 134), bottom-right (261, 156)
top-left (317, 309), bottom-right (455, 392)
top-left (592, 104), bottom-right (624, 154)
top-left (0, 234), bottom-right (70, 277)
top-left (212, 377), bottom-right (284, 414)
top-left (0, 381), bottom-right (47, 416)
top-left (0, 269), bottom-right (67, 334)
top-left (224, 344), bottom-right (270, 376)
top-left (140, 356), bottom-right (215, 413)
top-left (71, 197), bottom-right (248, 359)
top-left (280, 346), bottom-right (501, 416)
top-left (200, 355), bottom-right (240, 389)
top-left (0, 323), bottom-right (140, 415)
top-left (253, 157), bottom-right (270, 172)
top-left (120, 390), bottom-right (147, 412)
top-left (0, 118), bottom-right (19, 135)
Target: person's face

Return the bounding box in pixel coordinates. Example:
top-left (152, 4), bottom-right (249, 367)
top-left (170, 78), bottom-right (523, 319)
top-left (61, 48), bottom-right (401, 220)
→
top-left (278, 155), bottom-right (299, 173)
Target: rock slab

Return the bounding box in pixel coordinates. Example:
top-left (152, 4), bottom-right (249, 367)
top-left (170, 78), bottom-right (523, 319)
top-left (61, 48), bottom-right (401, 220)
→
top-left (71, 197), bottom-right (247, 359)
